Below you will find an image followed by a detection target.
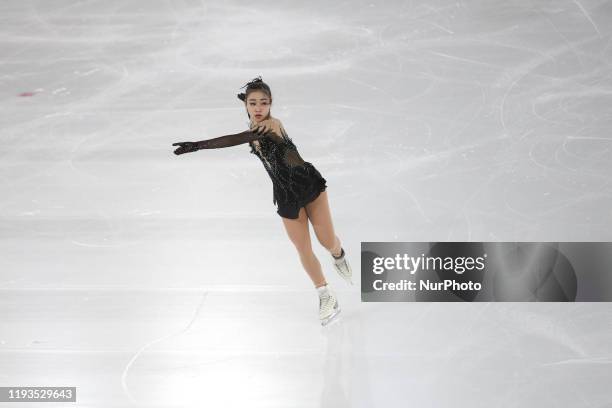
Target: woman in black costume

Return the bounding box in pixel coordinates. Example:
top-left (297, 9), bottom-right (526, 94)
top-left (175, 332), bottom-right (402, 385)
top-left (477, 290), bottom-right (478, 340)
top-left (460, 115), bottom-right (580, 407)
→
top-left (172, 77), bottom-right (351, 326)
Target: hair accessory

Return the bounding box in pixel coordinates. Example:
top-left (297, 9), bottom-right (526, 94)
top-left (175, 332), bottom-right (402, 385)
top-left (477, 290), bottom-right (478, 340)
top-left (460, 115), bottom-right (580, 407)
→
top-left (240, 75), bottom-right (263, 90)
top-left (237, 76), bottom-right (270, 103)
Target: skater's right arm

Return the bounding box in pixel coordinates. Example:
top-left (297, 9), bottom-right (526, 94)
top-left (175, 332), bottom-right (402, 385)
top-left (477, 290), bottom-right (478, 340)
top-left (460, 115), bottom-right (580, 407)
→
top-left (172, 125), bottom-right (274, 155)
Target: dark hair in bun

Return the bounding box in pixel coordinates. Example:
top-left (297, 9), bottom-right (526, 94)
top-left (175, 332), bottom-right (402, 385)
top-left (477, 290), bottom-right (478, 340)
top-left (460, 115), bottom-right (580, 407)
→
top-left (237, 76), bottom-right (272, 103)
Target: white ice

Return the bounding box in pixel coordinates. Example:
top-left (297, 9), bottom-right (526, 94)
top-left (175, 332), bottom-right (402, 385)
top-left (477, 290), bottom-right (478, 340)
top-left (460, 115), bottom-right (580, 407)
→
top-left (1, 0), bottom-right (612, 407)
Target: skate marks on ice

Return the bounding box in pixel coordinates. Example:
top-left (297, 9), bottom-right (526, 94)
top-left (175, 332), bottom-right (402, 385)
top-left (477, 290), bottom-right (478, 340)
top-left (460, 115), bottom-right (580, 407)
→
top-left (120, 291), bottom-right (208, 405)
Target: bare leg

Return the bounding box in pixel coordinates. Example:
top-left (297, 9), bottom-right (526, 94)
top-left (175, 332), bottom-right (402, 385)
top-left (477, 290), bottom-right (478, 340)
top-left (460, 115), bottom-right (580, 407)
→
top-left (305, 190), bottom-right (342, 257)
top-left (281, 207), bottom-right (328, 288)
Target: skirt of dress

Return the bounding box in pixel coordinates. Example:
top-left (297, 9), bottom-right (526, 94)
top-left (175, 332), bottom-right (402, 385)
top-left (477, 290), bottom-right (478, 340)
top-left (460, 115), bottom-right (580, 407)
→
top-left (274, 162), bottom-right (327, 219)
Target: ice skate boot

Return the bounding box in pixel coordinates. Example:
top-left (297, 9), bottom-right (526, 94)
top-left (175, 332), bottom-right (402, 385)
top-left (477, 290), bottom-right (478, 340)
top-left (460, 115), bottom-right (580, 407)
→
top-left (317, 284), bottom-right (341, 326)
top-left (332, 247), bottom-right (353, 285)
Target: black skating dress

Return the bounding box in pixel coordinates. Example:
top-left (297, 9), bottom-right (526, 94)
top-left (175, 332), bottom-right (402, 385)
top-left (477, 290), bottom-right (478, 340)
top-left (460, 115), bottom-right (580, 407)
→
top-left (247, 117), bottom-right (327, 219)
top-left (198, 116), bottom-right (327, 219)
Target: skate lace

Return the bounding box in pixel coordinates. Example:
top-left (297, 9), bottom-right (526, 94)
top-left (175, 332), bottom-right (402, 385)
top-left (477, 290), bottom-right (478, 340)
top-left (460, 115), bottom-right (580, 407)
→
top-left (319, 294), bottom-right (335, 316)
top-left (334, 258), bottom-right (350, 275)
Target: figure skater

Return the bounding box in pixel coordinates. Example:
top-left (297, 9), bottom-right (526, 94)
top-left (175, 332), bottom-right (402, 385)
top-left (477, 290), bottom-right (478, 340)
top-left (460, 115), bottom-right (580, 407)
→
top-left (172, 76), bottom-right (351, 326)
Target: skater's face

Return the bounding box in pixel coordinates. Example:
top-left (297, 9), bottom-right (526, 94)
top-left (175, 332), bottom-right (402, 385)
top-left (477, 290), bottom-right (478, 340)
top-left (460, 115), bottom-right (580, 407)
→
top-left (245, 90), bottom-right (271, 123)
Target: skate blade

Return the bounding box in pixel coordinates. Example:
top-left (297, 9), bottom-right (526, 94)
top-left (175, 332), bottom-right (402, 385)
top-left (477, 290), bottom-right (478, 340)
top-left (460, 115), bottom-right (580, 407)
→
top-left (339, 274), bottom-right (353, 285)
top-left (320, 308), bottom-right (341, 326)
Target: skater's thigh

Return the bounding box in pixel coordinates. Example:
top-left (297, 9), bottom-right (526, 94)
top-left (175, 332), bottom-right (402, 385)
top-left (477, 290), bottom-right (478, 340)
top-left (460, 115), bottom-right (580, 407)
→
top-left (281, 207), bottom-right (312, 251)
top-left (305, 191), bottom-right (336, 243)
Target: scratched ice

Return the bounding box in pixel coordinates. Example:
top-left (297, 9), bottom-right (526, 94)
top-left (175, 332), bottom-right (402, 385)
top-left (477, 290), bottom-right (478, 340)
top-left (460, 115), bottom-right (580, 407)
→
top-left (1, 1), bottom-right (611, 407)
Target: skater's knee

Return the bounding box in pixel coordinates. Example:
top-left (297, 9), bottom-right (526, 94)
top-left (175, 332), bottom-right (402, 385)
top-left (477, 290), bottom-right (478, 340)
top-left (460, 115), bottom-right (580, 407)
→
top-left (286, 229), bottom-right (310, 250)
top-left (296, 245), bottom-right (315, 259)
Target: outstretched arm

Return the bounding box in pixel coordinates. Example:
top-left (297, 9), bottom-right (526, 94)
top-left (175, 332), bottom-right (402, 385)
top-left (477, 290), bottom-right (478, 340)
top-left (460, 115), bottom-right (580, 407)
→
top-left (172, 125), bottom-right (273, 155)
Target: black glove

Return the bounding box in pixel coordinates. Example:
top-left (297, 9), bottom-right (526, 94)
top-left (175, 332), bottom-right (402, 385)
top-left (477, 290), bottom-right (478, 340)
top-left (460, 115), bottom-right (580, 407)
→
top-left (172, 141), bottom-right (202, 155)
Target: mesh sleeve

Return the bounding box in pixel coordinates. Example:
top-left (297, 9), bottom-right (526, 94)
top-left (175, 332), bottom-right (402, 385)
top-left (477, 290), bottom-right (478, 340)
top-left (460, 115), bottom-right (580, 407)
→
top-left (197, 130), bottom-right (268, 149)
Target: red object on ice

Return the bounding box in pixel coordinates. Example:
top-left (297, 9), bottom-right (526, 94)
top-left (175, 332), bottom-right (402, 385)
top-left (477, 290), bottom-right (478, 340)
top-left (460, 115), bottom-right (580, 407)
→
top-left (18, 91), bottom-right (37, 97)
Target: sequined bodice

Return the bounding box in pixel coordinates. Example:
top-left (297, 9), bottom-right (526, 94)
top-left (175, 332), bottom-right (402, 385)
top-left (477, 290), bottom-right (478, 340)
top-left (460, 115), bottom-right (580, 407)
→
top-left (248, 132), bottom-right (306, 171)
top-left (247, 120), bottom-right (318, 206)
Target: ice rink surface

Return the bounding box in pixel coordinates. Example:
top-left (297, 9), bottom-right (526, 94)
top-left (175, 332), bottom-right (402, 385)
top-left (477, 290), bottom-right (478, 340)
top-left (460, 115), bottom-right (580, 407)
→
top-left (1, 0), bottom-right (612, 406)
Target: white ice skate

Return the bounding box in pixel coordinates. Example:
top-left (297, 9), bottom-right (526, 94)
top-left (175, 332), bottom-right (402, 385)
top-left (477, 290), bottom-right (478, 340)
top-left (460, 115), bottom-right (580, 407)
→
top-left (318, 285), bottom-right (341, 326)
top-left (332, 247), bottom-right (353, 285)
